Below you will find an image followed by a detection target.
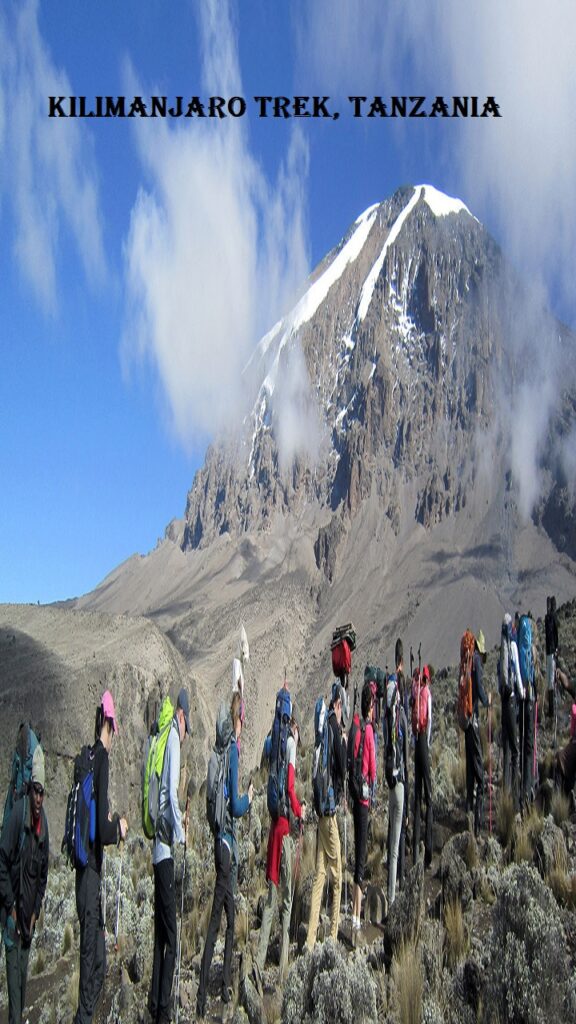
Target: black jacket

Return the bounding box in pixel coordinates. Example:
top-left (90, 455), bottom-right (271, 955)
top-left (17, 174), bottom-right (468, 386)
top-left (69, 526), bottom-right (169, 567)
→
top-left (89, 740), bottom-right (120, 873)
top-left (0, 796), bottom-right (49, 947)
top-left (329, 711), bottom-right (347, 805)
top-left (472, 652), bottom-right (489, 715)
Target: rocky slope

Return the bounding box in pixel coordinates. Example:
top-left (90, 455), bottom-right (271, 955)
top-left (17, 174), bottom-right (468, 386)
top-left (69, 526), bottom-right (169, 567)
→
top-left (2, 602), bottom-right (576, 1024)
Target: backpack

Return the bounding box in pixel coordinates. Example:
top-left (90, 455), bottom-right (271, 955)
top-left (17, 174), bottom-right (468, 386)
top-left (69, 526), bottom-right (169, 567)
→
top-left (62, 745), bottom-right (97, 869)
top-left (267, 687), bottom-right (292, 821)
top-left (518, 615), bottom-right (533, 696)
top-left (206, 701), bottom-right (234, 837)
top-left (2, 723), bottom-right (40, 834)
top-left (312, 697), bottom-right (336, 817)
top-left (331, 623), bottom-right (356, 680)
top-left (411, 671), bottom-right (430, 736)
top-left (347, 716), bottom-right (367, 803)
top-left (142, 696), bottom-right (174, 840)
top-left (385, 681), bottom-right (400, 789)
top-left (457, 630), bottom-right (475, 731)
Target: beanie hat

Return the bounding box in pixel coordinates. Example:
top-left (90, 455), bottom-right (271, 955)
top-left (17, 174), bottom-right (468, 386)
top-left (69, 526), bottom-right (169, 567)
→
top-left (32, 745), bottom-right (45, 790)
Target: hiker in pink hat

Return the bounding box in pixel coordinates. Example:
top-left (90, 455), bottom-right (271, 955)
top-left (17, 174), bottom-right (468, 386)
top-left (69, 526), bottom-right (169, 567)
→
top-left (74, 690), bottom-right (127, 1024)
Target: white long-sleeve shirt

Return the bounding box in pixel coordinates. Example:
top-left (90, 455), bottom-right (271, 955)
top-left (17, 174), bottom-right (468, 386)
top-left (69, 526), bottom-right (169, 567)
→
top-left (152, 718), bottom-right (185, 865)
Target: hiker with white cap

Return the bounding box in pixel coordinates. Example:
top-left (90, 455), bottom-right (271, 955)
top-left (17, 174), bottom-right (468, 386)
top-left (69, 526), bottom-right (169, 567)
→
top-left (74, 691), bottom-right (128, 1024)
top-left (499, 614), bottom-right (524, 810)
top-left (0, 743), bottom-right (49, 1024)
top-left (466, 631), bottom-right (490, 836)
top-left (150, 688), bottom-right (191, 1024)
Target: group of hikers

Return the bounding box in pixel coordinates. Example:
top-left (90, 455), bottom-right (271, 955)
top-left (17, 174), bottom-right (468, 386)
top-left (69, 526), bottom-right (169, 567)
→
top-left (1, 601), bottom-right (575, 1024)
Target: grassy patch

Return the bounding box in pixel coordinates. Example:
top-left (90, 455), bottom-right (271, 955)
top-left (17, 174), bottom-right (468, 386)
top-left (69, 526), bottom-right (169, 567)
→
top-left (392, 938), bottom-right (423, 1024)
top-left (443, 899), bottom-right (469, 969)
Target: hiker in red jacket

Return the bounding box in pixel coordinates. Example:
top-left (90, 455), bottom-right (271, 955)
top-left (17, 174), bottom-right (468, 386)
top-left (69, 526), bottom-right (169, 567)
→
top-left (411, 665), bottom-right (433, 868)
top-left (349, 683), bottom-right (376, 934)
top-left (253, 709), bottom-right (306, 989)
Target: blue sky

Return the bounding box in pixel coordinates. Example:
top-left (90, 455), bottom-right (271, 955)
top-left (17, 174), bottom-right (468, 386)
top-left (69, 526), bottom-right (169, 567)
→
top-left (1, 0), bottom-right (575, 604)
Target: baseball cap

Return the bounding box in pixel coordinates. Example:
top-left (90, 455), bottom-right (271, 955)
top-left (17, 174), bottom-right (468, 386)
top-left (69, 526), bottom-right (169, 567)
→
top-left (177, 688), bottom-right (191, 735)
top-left (477, 630), bottom-right (486, 655)
top-left (101, 690), bottom-right (118, 734)
top-left (31, 745), bottom-right (45, 790)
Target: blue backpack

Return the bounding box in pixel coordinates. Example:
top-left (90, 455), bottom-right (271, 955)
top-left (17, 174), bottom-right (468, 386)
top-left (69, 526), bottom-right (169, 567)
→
top-left (312, 697), bottom-right (336, 817)
top-left (518, 615), bottom-right (534, 696)
top-left (62, 745), bottom-right (97, 869)
top-left (2, 723), bottom-right (40, 835)
top-left (267, 687), bottom-right (292, 821)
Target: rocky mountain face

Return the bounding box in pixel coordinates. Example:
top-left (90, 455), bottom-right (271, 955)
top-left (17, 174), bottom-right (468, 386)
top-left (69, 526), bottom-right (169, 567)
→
top-left (181, 184), bottom-right (574, 571)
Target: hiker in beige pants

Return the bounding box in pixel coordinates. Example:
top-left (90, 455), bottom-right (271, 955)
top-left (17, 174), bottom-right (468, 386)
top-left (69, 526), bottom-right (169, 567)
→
top-left (307, 683), bottom-right (347, 948)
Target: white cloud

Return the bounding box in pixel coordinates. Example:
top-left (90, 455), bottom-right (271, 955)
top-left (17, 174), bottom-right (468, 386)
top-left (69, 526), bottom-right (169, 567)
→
top-left (0, 0), bottom-right (106, 313)
top-left (122, 0), bottom-right (309, 448)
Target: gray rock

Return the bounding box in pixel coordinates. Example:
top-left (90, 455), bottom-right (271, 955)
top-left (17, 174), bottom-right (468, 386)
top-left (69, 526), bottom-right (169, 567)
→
top-left (439, 833), bottom-right (473, 910)
top-left (364, 883), bottom-right (387, 926)
top-left (384, 859), bottom-right (425, 958)
top-left (533, 815), bottom-right (567, 878)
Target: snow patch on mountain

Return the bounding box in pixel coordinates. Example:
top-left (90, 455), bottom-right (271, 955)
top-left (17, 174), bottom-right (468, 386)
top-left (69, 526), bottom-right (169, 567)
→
top-left (357, 188), bottom-right (421, 323)
top-left (421, 183), bottom-right (476, 220)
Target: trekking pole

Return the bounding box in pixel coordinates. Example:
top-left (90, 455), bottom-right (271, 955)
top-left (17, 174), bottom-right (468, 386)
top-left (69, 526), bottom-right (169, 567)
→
top-left (174, 795), bottom-right (189, 1024)
top-left (534, 699), bottom-right (539, 793)
top-left (554, 657), bottom-right (558, 749)
top-left (344, 778), bottom-right (348, 923)
top-left (410, 647), bottom-right (414, 679)
top-left (114, 848), bottom-right (123, 953)
top-left (418, 643), bottom-right (421, 675)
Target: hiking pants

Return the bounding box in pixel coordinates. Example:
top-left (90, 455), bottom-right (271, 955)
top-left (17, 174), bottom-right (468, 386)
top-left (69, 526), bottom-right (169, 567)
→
top-left (306, 815), bottom-right (342, 948)
top-left (388, 782), bottom-right (404, 906)
top-left (150, 858), bottom-right (177, 1024)
top-left (197, 838), bottom-right (234, 1014)
top-left (413, 733), bottom-right (433, 866)
top-left (501, 696), bottom-right (519, 809)
top-left (4, 936), bottom-right (31, 1024)
top-left (518, 699), bottom-right (535, 806)
top-left (256, 835), bottom-right (293, 980)
top-left (74, 864), bottom-right (106, 1024)
top-left (465, 715), bottom-right (484, 835)
top-left (352, 800), bottom-right (369, 885)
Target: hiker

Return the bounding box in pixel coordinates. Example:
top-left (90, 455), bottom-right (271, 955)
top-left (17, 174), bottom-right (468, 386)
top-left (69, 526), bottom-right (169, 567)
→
top-left (385, 674), bottom-right (408, 906)
top-left (196, 692), bottom-right (253, 1020)
top-left (545, 596), bottom-right (559, 720)
top-left (149, 688), bottom-right (190, 1024)
top-left (306, 681), bottom-right (347, 949)
top-left (411, 665), bottom-right (433, 868)
top-left (0, 745), bottom-right (48, 1024)
top-left (499, 614), bottom-right (524, 810)
top-left (74, 691), bottom-right (128, 1024)
top-left (348, 683), bottom-right (376, 934)
top-left (545, 593), bottom-right (557, 720)
top-left (383, 647), bottom-right (405, 888)
top-left (465, 631), bottom-right (490, 836)
top-left (517, 615), bottom-right (536, 809)
top-left (254, 709), bottom-right (306, 988)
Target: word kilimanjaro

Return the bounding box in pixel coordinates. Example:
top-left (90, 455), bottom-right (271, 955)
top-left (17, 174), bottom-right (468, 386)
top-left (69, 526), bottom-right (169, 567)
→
top-left (47, 94), bottom-right (501, 119)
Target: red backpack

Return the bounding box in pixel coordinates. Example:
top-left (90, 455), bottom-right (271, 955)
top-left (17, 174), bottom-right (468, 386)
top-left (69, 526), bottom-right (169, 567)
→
top-left (457, 630), bottom-right (476, 731)
top-left (411, 669), bottom-right (430, 736)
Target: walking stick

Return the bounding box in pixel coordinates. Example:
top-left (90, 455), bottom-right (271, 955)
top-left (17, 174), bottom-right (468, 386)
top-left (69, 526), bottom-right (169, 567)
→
top-left (344, 778), bottom-right (348, 922)
top-left (534, 699), bottom-right (539, 791)
top-left (554, 656), bottom-right (558, 750)
top-left (174, 796), bottom-right (189, 1024)
top-left (488, 694), bottom-right (492, 835)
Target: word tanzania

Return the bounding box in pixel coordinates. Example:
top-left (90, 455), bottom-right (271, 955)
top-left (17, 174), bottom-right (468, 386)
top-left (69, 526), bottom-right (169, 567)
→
top-left (48, 95), bottom-right (501, 119)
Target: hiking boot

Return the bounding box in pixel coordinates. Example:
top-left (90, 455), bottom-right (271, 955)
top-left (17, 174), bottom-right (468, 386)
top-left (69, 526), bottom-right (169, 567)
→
top-left (196, 999), bottom-right (206, 1022)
